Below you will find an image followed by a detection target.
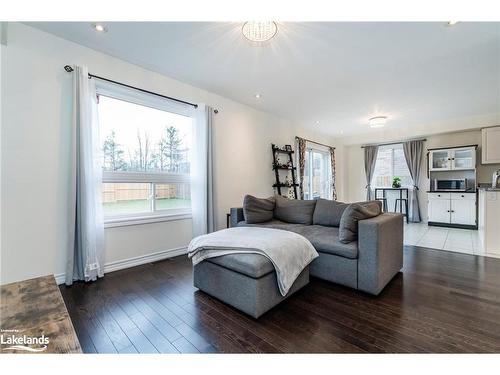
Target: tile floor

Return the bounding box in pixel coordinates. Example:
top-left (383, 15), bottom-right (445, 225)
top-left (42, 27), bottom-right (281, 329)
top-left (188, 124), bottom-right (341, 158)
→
top-left (404, 222), bottom-right (482, 255)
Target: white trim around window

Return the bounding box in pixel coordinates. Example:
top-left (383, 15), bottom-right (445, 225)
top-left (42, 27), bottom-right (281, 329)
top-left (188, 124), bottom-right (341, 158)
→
top-left (104, 212), bottom-right (192, 228)
top-left (95, 79), bottom-right (195, 118)
top-left (96, 80), bottom-right (195, 227)
top-left (102, 171), bottom-right (190, 184)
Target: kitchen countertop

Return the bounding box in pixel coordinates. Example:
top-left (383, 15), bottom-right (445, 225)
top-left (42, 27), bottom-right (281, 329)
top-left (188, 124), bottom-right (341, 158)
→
top-left (427, 191), bottom-right (477, 193)
top-left (477, 186), bottom-right (500, 191)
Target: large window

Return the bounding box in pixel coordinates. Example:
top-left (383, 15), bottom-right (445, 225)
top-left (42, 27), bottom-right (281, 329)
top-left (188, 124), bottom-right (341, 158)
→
top-left (372, 144), bottom-right (412, 188)
top-left (96, 85), bottom-right (193, 224)
top-left (303, 147), bottom-right (332, 200)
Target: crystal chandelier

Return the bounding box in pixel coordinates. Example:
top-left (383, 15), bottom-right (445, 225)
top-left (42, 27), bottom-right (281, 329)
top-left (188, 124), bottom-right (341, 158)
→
top-left (242, 21), bottom-right (278, 43)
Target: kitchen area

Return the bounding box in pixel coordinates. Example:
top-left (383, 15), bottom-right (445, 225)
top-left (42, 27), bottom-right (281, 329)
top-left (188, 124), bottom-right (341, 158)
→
top-left (422, 125), bottom-right (500, 258)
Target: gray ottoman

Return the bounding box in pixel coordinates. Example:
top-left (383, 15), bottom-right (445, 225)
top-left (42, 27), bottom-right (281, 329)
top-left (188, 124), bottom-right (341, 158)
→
top-left (193, 253), bottom-right (310, 318)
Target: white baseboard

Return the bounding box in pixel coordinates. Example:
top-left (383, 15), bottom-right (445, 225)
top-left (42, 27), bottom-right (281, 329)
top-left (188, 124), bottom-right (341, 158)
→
top-left (54, 246), bottom-right (188, 285)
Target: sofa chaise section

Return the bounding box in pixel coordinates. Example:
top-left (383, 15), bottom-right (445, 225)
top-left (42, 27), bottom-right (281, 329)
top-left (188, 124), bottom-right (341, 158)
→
top-left (193, 253), bottom-right (309, 318)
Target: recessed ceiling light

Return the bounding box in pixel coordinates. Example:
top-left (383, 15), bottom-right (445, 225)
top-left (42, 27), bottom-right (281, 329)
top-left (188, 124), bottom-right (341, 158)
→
top-left (446, 21), bottom-right (459, 26)
top-left (242, 21), bottom-right (278, 43)
top-left (369, 116), bottom-right (387, 128)
top-left (92, 23), bottom-right (107, 33)
top-left (254, 93), bottom-right (261, 99)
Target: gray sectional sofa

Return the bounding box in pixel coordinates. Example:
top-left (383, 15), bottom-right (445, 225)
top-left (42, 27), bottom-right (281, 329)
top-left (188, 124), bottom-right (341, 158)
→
top-left (193, 195), bottom-right (404, 318)
top-left (231, 196), bottom-right (404, 295)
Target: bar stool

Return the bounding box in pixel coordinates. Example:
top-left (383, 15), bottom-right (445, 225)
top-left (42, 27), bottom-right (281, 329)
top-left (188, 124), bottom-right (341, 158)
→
top-left (394, 198), bottom-right (409, 223)
top-left (374, 188), bottom-right (388, 212)
top-left (377, 198), bottom-right (388, 212)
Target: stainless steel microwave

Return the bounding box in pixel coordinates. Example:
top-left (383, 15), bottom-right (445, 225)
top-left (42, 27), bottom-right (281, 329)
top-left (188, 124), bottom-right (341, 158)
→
top-left (433, 179), bottom-right (467, 191)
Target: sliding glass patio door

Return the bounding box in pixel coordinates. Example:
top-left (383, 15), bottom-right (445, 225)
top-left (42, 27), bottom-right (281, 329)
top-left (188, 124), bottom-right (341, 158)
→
top-left (303, 147), bottom-right (331, 200)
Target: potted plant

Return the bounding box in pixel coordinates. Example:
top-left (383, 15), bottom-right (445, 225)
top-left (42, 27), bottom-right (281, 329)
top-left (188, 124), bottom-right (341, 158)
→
top-left (392, 176), bottom-right (402, 188)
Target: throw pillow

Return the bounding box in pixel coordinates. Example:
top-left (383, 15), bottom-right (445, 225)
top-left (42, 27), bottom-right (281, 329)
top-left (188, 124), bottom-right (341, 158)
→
top-left (274, 195), bottom-right (317, 225)
top-left (339, 201), bottom-right (382, 243)
top-left (243, 195), bottom-right (275, 224)
top-left (312, 198), bottom-right (349, 227)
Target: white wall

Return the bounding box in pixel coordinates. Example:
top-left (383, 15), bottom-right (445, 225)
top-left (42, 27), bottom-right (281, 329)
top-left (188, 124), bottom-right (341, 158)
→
top-left (342, 128), bottom-right (500, 222)
top-left (0, 23), bottom-right (5, 269)
top-left (0, 23), bottom-right (335, 284)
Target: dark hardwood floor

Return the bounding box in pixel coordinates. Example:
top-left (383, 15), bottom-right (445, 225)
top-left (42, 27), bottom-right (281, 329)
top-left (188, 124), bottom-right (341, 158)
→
top-left (59, 246), bottom-right (500, 353)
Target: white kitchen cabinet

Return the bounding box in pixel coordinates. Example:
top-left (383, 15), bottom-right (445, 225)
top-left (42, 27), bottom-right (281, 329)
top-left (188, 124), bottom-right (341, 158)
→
top-left (429, 146), bottom-right (476, 171)
top-left (452, 148), bottom-right (476, 170)
top-left (482, 126), bottom-right (500, 164)
top-left (430, 150), bottom-right (452, 171)
top-left (478, 189), bottom-right (500, 256)
top-left (428, 198), bottom-right (452, 223)
top-left (450, 194), bottom-right (476, 226)
top-left (427, 192), bottom-right (477, 227)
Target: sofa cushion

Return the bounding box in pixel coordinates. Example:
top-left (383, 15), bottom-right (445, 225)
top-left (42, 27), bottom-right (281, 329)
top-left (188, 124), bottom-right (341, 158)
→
top-left (206, 253), bottom-right (274, 279)
top-left (239, 221), bottom-right (358, 259)
top-left (242, 195), bottom-right (275, 224)
top-left (312, 199), bottom-right (349, 227)
top-left (294, 225), bottom-right (358, 259)
top-left (237, 219), bottom-right (309, 232)
top-left (273, 195), bottom-right (317, 224)
top-left (339, 201), bottom-right (382, 243)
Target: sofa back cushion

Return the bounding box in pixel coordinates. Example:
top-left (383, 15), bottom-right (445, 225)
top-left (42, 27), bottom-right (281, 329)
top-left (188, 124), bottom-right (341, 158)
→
top-left (274, 195), bottom-right (317, 225)
top-left (243, 195), bottom-right (275, 224)
top-left (312, 199), bottom-right (349, 227)
top-left (339, 201), bottom-right (382, 243)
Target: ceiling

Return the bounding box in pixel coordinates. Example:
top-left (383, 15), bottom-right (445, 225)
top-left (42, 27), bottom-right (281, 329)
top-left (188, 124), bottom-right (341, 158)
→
top-left (28, 22), bottom-right (500, 137)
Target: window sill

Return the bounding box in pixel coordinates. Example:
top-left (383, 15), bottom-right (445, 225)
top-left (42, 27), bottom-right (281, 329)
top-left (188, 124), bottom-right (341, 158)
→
top-left (104, 212), bottom-right (192, 228)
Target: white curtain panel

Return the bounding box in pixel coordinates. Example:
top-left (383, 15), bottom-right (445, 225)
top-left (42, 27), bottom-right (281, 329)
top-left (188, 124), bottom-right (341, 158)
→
top-left (66, 65), bottom-right (105, 285)
top-left (190, 104), bottom-right (216, 238)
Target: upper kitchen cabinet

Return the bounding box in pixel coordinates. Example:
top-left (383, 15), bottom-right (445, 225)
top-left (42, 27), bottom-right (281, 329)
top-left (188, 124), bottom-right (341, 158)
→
top-left (452, 147), bottom-right (476, 170)
top-left (482, 126), bottom-right (500, 164)
top-left (430, 149), bottom-right (451, 170)
top-left (429, 146), bottom-right (476, 171)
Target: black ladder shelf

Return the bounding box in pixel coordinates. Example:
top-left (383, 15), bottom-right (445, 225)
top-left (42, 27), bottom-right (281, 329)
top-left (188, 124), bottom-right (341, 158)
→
top-left (271, 144), bottom-right (299, 199)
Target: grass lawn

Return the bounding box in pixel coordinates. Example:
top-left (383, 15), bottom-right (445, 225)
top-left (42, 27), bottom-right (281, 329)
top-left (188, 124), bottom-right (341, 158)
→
top-left (103, 198), bottom-right (190, 216)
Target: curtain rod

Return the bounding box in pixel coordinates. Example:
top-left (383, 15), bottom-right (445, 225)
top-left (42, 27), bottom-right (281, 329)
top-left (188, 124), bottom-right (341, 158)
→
top-left (63, 65), bottom-right (198, 109)
top-left (360, 138), bottom-right (427, 148)
top-left (295, 136), bottom-right (335, 150)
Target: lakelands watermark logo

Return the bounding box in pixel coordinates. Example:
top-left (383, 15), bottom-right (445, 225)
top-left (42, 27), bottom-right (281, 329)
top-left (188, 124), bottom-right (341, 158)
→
top-left (1, 329), bottom-right (49, 352)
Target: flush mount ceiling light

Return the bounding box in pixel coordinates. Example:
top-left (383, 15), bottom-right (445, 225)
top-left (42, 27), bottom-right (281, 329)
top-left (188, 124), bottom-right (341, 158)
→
top-left (254, 93), bottom-right (262, 99)
top-left (92, 23), bottom-right (107, 33)
top-left (242, 21), bottom-right (278, 43)
top-left (368, 116), bottom-right (387, 128)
